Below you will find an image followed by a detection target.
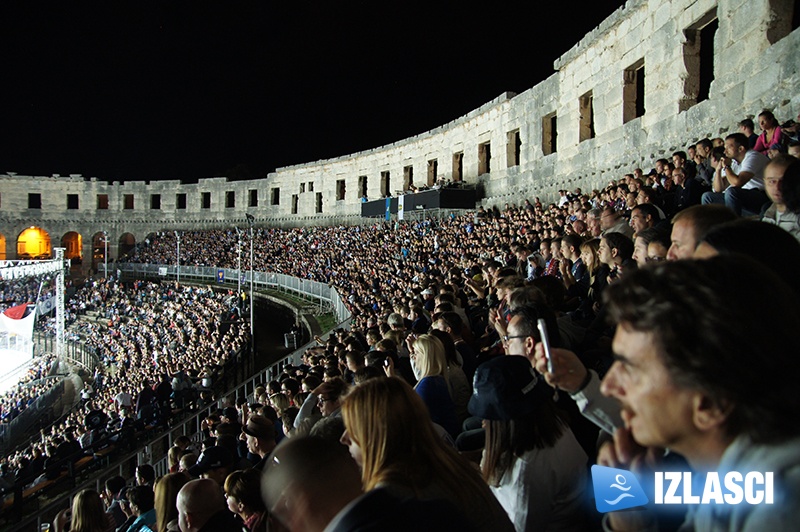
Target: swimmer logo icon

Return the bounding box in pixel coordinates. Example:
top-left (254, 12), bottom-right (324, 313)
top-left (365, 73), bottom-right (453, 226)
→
top-left (591, 465), bottom-right (649, 513)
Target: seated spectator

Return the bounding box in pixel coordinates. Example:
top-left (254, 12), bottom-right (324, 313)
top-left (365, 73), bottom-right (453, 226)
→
top-left (628, 203), bottom-right (661, 236)
top-left (558, 234), bottom-right (589, 302)
top-left (187, 446), bottom-right (234, 485)
top-left (54, 489), bottom-right (115, 532)
top-left (428, 329), bottom-right (471, 424)
top-left (702, 133), bottom-right (770, 215)
top-left (339, 377), bottom-right (514, 530)
top-left (761, 154), bottom-right (800, 240)
top-left (153, 472), bottom-right (190, 532)
top-left (598, 232), bottom-right (635, 281)
top-left (632, 227), bottom-right (670, 267)
top-left (293, 377), bottom-right (348, 437)
top-left (393, 334), bottom-right (460, 438)
top-left (693, 219), bottom-right (800, 296)
top-left (471, 356), bottom-right (589, 531)
top-left (176, 478), bottom-right (239, 531)
top-left (672, 167), bottom-right (704, 213)
top-left (600, 207), bottom-right (634, 238)
top-left (178, 453), bottom-right (198, 474)
top-left (598, 257), bottom-right (800, 530)
top-left (135, 464), bottom-right (155, 488)
top-left (693, 138), bottom-right (715, 186)
top-left (667, 205), bottom-right (737, 260)
top-left (240, 414), bottom-right (276, 471)
top-left (738, 117), bottom-right (758, 149)
top-left (789, 140), bottom-right (800, 159)
top-left (224, 469), bottom-right (267, 532)
top-left (754, 109), bottom-right (783, 154)
top-left (262, 436), bottom-right (474, 532)
top-left (103, 475), bottom-right (128, 528)
top-left (121, 485), bottom-right (156, 532)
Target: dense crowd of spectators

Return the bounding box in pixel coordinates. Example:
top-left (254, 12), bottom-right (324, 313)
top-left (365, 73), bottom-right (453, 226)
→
top-left (4, 109), bottom-right (800, 531)
top-left (0, 277), bottom-right (250, 503)
top-left (58, 111), bottom-right (796, 532)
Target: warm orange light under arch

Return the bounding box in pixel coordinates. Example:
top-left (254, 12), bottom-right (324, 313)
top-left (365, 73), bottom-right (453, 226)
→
top-left (17, 227), bottom-right (52, 260)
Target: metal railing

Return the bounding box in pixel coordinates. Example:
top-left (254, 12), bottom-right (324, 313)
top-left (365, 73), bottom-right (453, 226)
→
top-left (116, 263), bottom-right (351, 326)
top-left (32, 332), bottom-right (99, 372)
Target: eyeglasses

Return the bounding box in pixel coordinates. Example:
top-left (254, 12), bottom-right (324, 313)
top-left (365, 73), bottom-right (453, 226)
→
top-left (502, 334), bottom-right (530, 343)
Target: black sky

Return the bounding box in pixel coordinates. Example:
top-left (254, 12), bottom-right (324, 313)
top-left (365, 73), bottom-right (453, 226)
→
top-left (0, 1), bottom-right (625, 182)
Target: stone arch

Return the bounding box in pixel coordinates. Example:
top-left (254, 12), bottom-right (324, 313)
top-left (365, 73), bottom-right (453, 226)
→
top-left (17, 226), bottom-right (52, 260)
top-left (118, 233), bottom-right (136, 259)
top-left (61, 231), bottom-right (83, 264)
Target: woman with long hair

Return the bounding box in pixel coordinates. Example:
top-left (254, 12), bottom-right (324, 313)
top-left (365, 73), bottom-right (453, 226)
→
top-left (428, 329), bottom-right (470, 424)
top-left (54, 489), bottom-right (115, 532)
top-left (153, 472), bottom-right (190, 532)
top-left (473, 356), bottom-right (589, 531)
top-left (340, 377), bottom-right (513, 531)
top-left (571, 238), bottom-right (607, 323)
top-left (405, 334), bottom-right (460, 437)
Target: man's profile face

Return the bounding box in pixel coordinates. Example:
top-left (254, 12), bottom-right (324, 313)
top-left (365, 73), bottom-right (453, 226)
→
top-left (601, 324), bottom-right (697, 450)
top-left (667, 219), bottom-right (696, 261)
top-left (503, 315), bottom-right (531, 357)
top-left (598, 237), bottom-right (614, 266)
top-left (539, 242), bottom-right (551, 260)
top-left (632, 236), bottom-right (649, 268)
top-left (245, 433), bottom-right (258, 456)
top-left (629, 209), bottom-right (649, 235)
top-left (600, 211), bottom-right (615, 231)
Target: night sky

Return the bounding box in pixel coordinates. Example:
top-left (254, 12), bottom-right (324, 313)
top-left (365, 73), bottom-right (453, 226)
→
top-left (1, 1), bottom-right (625, 183)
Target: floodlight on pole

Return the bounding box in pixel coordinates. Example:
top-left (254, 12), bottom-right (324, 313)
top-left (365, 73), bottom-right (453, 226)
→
top-left (174, 231), bottom-right (181, 284)
top-left (245, 214), bottom-right (255, 352)
top-left (234, 226), bottom-right (243, 296)
top-left (102, 230), bottom-right (108, 278)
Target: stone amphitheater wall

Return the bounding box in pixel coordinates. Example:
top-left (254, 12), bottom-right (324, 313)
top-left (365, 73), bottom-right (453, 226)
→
top-left (1, 0), bottom-right (798, 267)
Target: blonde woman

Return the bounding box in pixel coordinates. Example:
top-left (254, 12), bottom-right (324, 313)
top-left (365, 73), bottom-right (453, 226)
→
top-left (401, 334), bottom-right (459, 437)
top-left (340, 377), bottom-right (513, 532)
top-left (153, 472), bottom-right (190, 532)
top-left (54, 489), bottom-right (115, 532)
top-left (268, 393), bottom-right (291, 417)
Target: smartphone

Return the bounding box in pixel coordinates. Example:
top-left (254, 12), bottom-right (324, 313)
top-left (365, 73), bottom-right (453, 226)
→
top-left (536, 318), bottom-right (554, 374)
